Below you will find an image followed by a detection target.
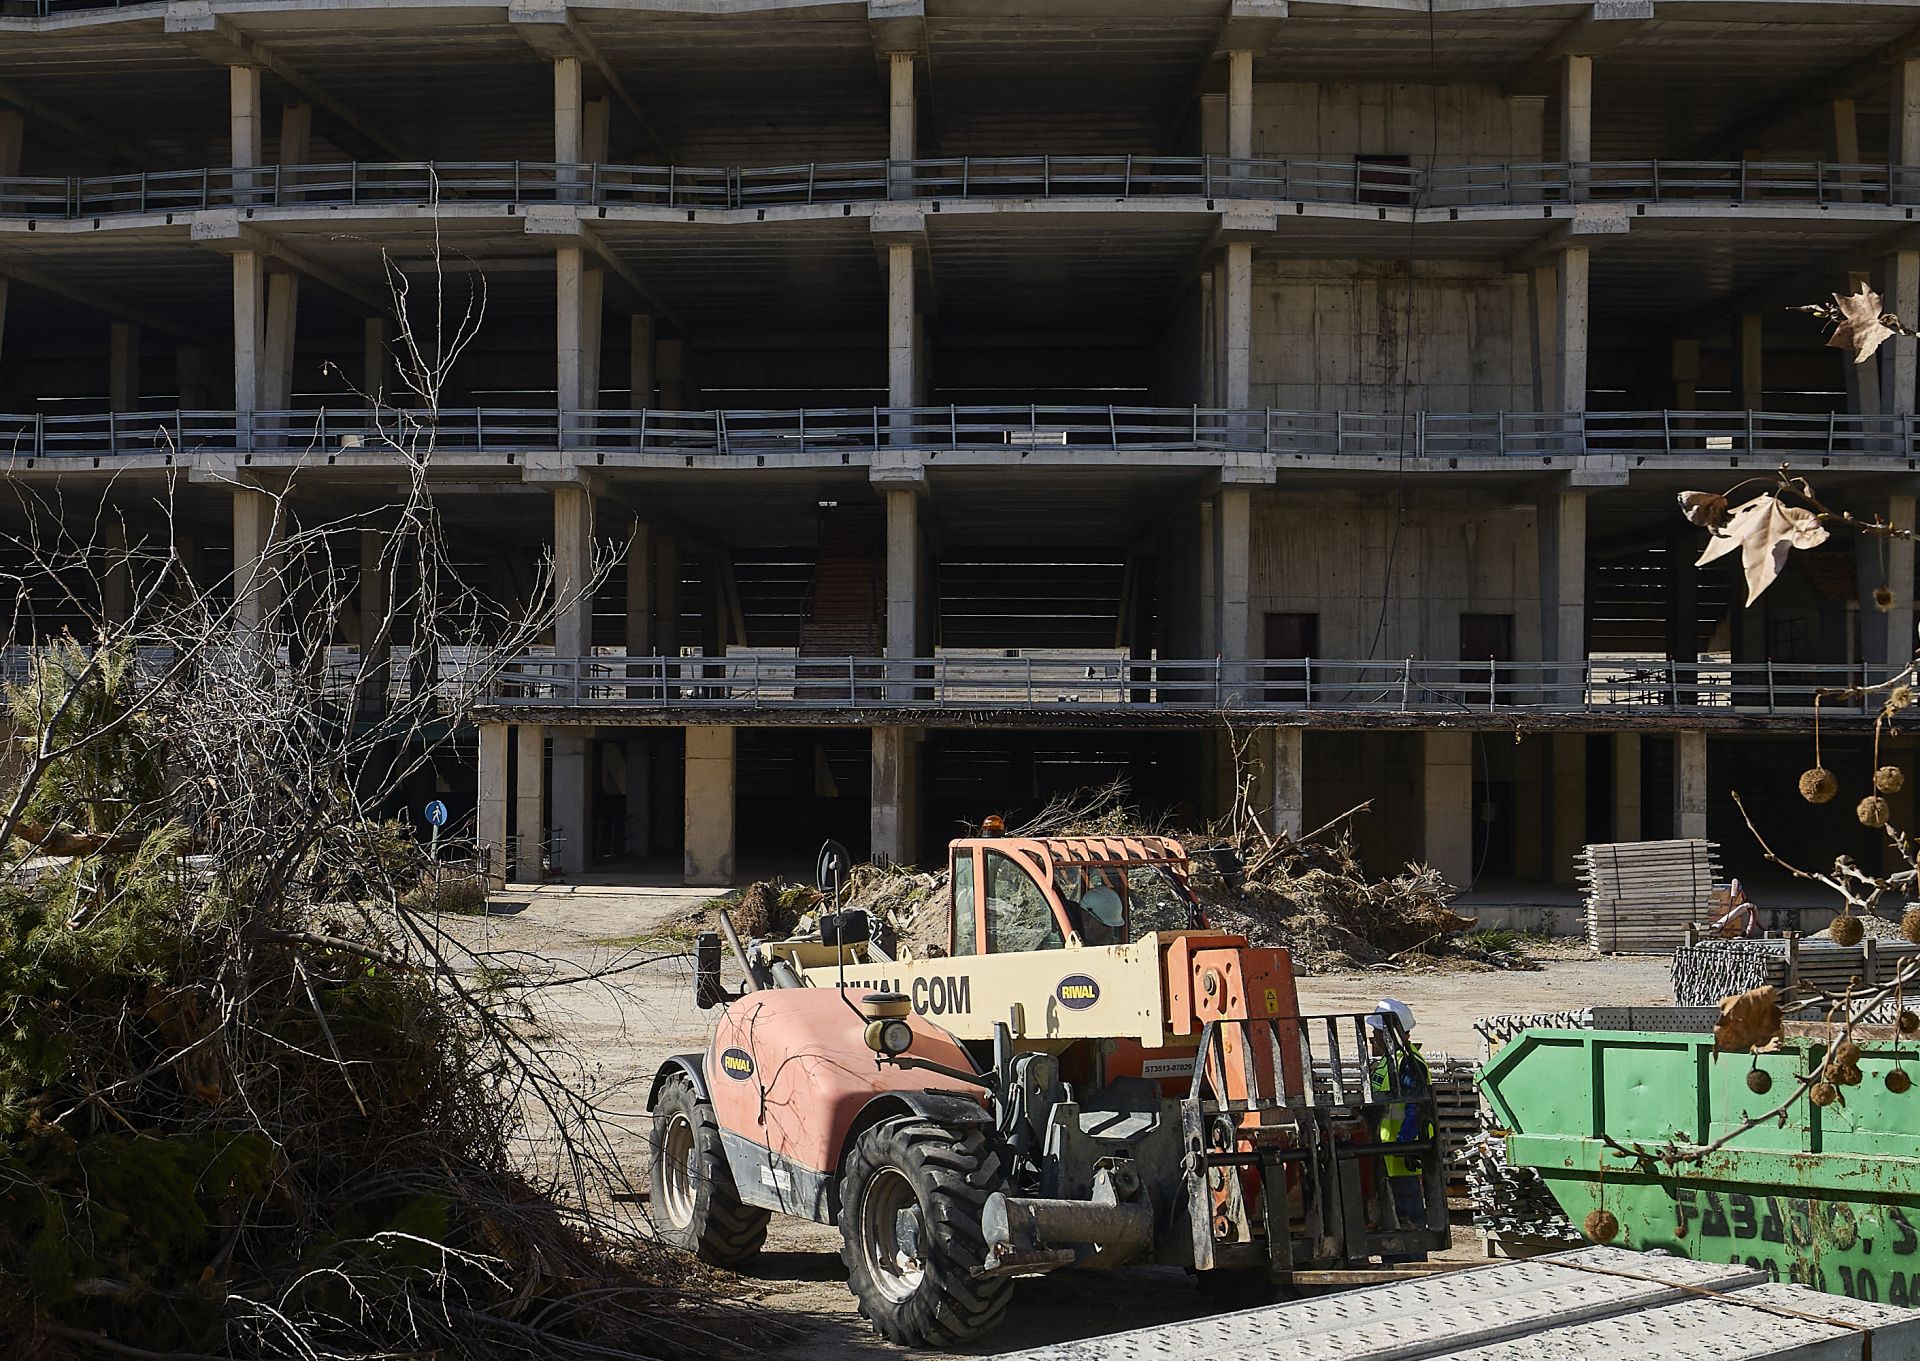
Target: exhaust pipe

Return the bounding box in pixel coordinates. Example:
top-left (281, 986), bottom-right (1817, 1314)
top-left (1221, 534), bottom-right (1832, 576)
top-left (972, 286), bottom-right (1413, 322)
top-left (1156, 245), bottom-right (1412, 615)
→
top-left (982, 1166), bottom-right (1153, 1273)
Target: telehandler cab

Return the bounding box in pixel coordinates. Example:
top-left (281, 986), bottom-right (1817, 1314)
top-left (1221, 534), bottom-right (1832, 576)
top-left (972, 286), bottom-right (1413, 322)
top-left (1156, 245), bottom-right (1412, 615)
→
top-left (647, 833), bottom-right (1445, 1346)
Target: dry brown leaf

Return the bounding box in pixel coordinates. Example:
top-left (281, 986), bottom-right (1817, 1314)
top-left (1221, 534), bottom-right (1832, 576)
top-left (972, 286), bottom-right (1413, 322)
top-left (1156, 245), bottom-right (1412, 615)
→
top-left (1714, 984), bottom-right (1783, 1053)
top-left (1695, 494), bottom-right (1830, 604)
top-left (1678, 490), bottom-right (1730, 528)
top-left (1830, 284), bottom-right (1897, 363)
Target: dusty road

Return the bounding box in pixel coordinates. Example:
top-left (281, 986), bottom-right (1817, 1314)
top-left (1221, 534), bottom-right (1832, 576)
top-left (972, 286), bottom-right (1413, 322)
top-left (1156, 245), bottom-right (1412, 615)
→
top-left (442, 883), bottom-right (1672, 1360)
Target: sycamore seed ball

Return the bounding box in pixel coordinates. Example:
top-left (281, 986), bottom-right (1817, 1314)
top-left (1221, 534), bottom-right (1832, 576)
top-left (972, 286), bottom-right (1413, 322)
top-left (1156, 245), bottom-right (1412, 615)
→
top-left (1801, 768), bottom-right (1839, 804)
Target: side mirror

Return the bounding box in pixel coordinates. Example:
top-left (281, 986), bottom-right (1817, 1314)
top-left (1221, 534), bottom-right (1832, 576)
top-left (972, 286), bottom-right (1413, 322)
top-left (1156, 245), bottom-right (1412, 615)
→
top-left (695, 931), bottom-right (725, 1009)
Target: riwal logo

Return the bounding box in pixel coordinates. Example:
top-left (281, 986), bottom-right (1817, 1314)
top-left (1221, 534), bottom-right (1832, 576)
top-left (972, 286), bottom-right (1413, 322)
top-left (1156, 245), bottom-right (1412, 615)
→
top-left (1055, 974), bottom-right (1101, 1011)
top-left (719, 1046), bottom-right (755, 1080)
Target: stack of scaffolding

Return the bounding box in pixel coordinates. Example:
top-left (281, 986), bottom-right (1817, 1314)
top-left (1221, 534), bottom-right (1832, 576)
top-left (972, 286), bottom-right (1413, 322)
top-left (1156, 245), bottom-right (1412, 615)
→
top-left (1429, 1056), bottom-right (1483, 1194)
top-left (1581, 839), bottom-right (1723, 953)
top-left (1672, 934), bottom-right (1920, 1009)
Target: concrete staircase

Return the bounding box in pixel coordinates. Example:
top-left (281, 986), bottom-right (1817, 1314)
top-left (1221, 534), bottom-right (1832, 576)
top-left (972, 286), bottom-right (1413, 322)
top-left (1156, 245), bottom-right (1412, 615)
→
top-left (797, 506), bottom-right (884, 697)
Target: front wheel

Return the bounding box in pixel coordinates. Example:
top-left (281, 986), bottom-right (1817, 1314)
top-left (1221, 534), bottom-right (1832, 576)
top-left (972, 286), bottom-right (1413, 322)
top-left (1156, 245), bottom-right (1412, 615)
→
top-left (648, 1073), bottom-right (769, 1266)
top-left (838, 1118), bottom-right (1013, 1346)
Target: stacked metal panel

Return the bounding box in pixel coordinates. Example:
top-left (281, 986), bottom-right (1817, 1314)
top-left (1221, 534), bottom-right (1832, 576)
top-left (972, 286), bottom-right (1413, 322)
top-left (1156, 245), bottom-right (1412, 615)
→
top-left (993, 1247), bottom-right (1920, 1360)
top-left (1672, 936), bottom-right (1920, 1009)
top-left (1582, 838), bottom-right (1724, 953)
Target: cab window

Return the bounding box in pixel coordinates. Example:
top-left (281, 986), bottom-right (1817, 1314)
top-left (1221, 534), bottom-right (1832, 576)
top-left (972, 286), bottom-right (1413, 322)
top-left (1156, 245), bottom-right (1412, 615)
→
top-left (1126, 865), bottom-right (1195, 936)
top-left (985, 850), bottom-right (1062, 953)
top-left (951, 850), bottom-right (978, 956)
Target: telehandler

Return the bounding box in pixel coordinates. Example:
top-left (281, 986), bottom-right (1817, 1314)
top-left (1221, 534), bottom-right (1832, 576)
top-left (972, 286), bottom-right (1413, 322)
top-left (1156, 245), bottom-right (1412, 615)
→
top-left (646, 832), bottom-right (1445, 1346)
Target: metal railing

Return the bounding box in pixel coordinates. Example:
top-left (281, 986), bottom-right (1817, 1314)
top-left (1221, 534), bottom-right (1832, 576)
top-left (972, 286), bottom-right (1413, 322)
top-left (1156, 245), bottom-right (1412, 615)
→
top-left (3, 406), bottom-right (1915, 462)
top-left (482, 655), bottom-right (1902, 716)
top-left (4, 156), bottom-right (1920, 219)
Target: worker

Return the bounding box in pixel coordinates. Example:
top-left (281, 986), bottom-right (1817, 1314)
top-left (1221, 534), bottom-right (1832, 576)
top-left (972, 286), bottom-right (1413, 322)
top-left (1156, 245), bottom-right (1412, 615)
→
top-left (1709, 878), bottom-right (1758, 939)
top-left (1366, 997), bottom-right (1433, 1244)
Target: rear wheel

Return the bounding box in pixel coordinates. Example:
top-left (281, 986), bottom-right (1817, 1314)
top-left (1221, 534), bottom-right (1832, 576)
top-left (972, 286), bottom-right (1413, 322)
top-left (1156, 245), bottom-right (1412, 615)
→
top-left (648, 1072), bottom-right (769, 1266)
top-left (838, 1118), bottom-right (1013, 1346)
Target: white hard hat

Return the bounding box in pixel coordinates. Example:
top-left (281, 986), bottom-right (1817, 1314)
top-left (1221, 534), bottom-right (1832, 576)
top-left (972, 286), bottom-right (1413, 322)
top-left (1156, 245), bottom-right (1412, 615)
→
top-left (1365, 998), bottom-right (1415, 1033)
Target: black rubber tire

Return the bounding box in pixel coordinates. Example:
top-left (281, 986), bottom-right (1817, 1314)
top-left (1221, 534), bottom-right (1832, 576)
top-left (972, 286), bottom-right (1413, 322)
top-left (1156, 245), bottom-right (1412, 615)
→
top-left (838, 1118), bottom-right (1014, 1347)
top-left (648, 1073), bottom-right (770, 1267)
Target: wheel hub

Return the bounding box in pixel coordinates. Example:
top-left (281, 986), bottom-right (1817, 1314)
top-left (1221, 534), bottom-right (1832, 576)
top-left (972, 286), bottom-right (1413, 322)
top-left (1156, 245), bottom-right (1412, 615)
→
top-left (861, 1166), bottom-right (926, 1303)
top-left (658, 1111), bottom-right (697, 1228)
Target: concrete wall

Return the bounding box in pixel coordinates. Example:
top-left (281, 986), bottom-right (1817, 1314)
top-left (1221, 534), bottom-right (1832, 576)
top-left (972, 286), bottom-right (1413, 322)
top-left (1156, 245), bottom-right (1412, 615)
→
top-left (1250, 259), bottom-right (1533, 414)
top-left (1251, 82), bottom-right (1545, 166)
top-left (1247, 490), bottom-right (1542, 662)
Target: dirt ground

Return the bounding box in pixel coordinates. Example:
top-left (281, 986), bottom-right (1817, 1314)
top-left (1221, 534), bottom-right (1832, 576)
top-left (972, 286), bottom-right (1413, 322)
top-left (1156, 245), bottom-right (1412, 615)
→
top-left (442, 885), bottom-right (1673, 1360)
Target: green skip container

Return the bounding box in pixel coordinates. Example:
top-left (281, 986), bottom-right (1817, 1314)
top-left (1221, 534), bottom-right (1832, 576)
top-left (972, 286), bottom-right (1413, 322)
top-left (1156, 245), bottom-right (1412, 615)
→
top-left (1481, 1026), bottom-right (1920, 1306)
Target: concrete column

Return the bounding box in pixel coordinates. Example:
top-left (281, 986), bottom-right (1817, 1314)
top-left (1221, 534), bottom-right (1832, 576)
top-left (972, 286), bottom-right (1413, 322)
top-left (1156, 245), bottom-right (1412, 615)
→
top-left (1612, 733), bottom-right (1642, 843)
top-left (1833, 98), bottom-right (1863, 203)
top-left (1422, 729), bottom-right (1474, 891)
top-left (1226, 50), bottom-right (1254, 162)
top-left (1560, 55), bottom-right (1592, 198)
top-left (888, 52), bottom-right (915, 198)
top-left (232, 485), bottom-right (281, 635)
top-left (684, 724), bottom-right (736, 886)
top-left (1223, 242), bottom-right (1252, 412)
top-left (629, 313), bottom-right (655, 408)
top-left (655, 535), bottom-right (680, 652)
top-left (514, 723), bottom-right (546, 880)
top-left (887, 242), bottom-right (915, 430)
top-left (109, 323), bottom-right (140, 412)
top-left (1861, 492), bottom-right (1918, 670)
top-left (1269, 726), bottom-right (1303, 838)
top-left (278, 101), bottom-right (311, 169)
top-left (1530, 263), bottom-right (1559, 411)
top-left (553, 56), bottom-right (583, 163)
top-left (1214, 485), bottom-right (1251, 665)
top-left (555, 245), bottom-right (601, 417)
top-left (1738, 314), bottom-right (1763, 409)
top-left (552, 484), bottom-right (594, 660)
top-left (478, 721), bottom-right (509, 887)
top-left (1198, 498), bottom-right (1217, 655)
top-left (262, 271), bottom-right (299, 409)
top-left (363, 317), bottom-right (390, 406)
top-left (871, 725), bottom-right (921, 866)
top-left (626, 518), bottom-right (653, 654)
top-left (357, 528), bottom-right (391, 718)
top-left (230, 65), bottom-right (263, 170)
top-left (551, 728), bottom-right (592, 876)
top-left (656, 340), bottom-right (687, 410)
top-left (1884, 251), bottom-right (1920, 417)
top-left (232, 251), bottom-right (264, 412)
top-left (1557, 248), bottom-right (1589, 412)
top-left (1674, 730), bottom-right (1708, 840)
top-left (1537, 489), bottom-right (1587, 669)
top-left (1670, 337), bottom-right (1700, 408)
top-left (885, 488), bottom-right (918, 657)
top-left (102, 520), bottom-right (132, 626)
top-left (1894, 59), bottom-right (1920, 170)
top-left (583, 95), bottom-right (609, 166)
top-left (624, 738), bottom-right (652, 858)
top-left (1549, 733), bottom-right (1586, 885)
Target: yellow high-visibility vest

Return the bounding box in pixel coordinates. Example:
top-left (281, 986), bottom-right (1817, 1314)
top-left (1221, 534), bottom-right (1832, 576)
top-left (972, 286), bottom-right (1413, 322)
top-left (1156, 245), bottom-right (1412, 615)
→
top-left (1370, 1045), bottom-right (1433, 1179)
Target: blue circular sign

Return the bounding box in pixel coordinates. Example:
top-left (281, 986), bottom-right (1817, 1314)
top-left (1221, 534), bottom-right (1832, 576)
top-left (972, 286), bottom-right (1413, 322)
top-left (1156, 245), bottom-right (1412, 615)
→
top-left (424, 800), bottom-right (449, 828)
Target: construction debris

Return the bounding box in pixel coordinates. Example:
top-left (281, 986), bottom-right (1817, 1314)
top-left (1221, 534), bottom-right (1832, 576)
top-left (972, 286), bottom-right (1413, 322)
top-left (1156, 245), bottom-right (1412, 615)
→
top-left (1581, 839), bottom-right (1723, 953)
top-left (1672, 933), bottom-right (1920, 1013)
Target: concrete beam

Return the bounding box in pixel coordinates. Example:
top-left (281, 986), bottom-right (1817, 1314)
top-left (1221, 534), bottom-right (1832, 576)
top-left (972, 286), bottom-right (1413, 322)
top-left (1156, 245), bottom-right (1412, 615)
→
top-left (510, 0), bottom-right (670, 160)
top-left (1215, 0), bottom-right (1288, 56)
top-left (0, 79), bottom-right (169, 169)
top-left (1695, 22), bottom-right (1920, 158)
top-left (868, 0), bottom-right (926, 56)
top-left (1503, 205), bottom-right (1629, 275)
top-left (169, 8), bottom-right (412, 161)
top-left (1503, 4), bottom-right (1646, 97)
top-left (191, 211), bottom-right (389, 314)
top-left (684, 724), bottom-right (736, 887)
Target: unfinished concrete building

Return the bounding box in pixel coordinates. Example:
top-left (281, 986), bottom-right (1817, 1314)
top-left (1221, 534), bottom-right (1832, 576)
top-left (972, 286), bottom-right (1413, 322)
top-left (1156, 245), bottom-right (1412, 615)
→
top-left (2, 0), bottom-right (1918, 891)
